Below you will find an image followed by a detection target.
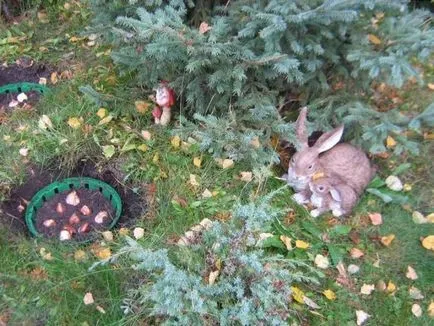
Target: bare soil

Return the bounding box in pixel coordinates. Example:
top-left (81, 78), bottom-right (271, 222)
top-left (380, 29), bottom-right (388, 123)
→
top-left (35, 188), bottom-right (115, 240)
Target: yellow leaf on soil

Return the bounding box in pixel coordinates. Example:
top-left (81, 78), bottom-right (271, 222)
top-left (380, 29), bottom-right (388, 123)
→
top-left (291, 286), bottom-right (305, 304)
top-left (421, 235), bottom-right (434, 251)
top-left (427, 83), bottom-right (434, 90)
top-left (193, 157), bottom-right (202, 168)
top-left (171, 136), bottom-right (181, 149)
top-left (50, 72), bottom-right (58, 84)
top-left (295, 240), bottom-right (310, 249)
top-left (67, 117), bottom-right (82, 129)
top-left (323, 289), bottom-right (336, 301)
top-left (96, 108), bottom-right (107, 119)
top-left (137, 144), bottom-right (148, 152)
top-left (74, 250), bottom-right (87, 262)
top-left (386, 136), bottom-right (397, 148)
top-left (428, 301), bottom-right (434, 318)
top-left (381, 234), bottom-right (395, 247)
top-left (368, 34), bottom-right (381, 45)
top-left (280, 235), bottom-right (292, 250)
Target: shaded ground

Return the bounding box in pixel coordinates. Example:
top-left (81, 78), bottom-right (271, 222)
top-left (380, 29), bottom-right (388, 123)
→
top-left (0, 60), bottom-right (51, 110)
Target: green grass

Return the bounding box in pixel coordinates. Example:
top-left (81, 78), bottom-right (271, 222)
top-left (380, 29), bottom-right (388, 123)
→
top-left (1, 1), bottom-right (434, 325)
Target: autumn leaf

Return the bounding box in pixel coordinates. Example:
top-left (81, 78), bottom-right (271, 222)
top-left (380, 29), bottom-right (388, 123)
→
top-left (29, 266), bottom-right (48, 280)
top-left (386, 281), bottom-right (396, 293)
top-left (38, 115), bottom-right (53, 130)
top-left (426, 213), bottom-right (434, 223)
top-left (386, 136), bottom-right (397, 148)
top-left (74, 250), bottom-right (87, 262)
top-left (50, 72), bottom-right (58, 84)
top-left (96, 305), bottom-right (106, 314)
top-left (208, 270), bottom-right (219, 285)
top-left (19, 148), bottom-right (29, 157)
top-left (280, 235), bottom-right (292, 250)
top-left (295, 240), bottom-right (310, 249)
top-left (37, 11), bottom-right (49, 23)
top-left (409, 286), bottom-right (424, 300)
top-left (98, 115), bottom-right (113, 125)
top-left (323, 289), bottom-right (336, 300)
top-left (421, 235), bottom-right (434, 251)
top-left (83, 292), bottom-right (94, 305)
top-left (193, 157), bottom-right (202, 168)
top-left (303, 296), bottom-right (320, 309)
top-left (291, 286), bottom-right (305, 304)
top-left (189, 174), bottom-right (199, 187)
top-left (239, 171), bottom-right (253, 182)
top-left (412, 211), bottom-right (428, 224)
top-left (102, 231), bottom-right (114, 242)
top-left (95, 248), bottom-right (111, 260)
top-left (96, 108), bottom-right (107, 119)
top-left (215, 158), bottom-right (234, 169)
top-left (67, 117), bottom-right (82, 129)
top-left (201, 189), bottom-right (213, 198)
top-left (427, 83), bottom-right (434, 91)
top-left (411, 304), bottom-right (422, 318)
top-left (381, 234), bottom-right (395, 247)
top-left (350, 248), bottom-right (364, 259)
top-left (102, 145), bottom-right (115, 159)
top-left (428, 301), bottom-right (434, 317)
top-left (119, 228), bottom-right (129, 236)
top-left (199, 22), bottom-right (212, 34)
top-left (314, 254), bottom-right (329, 269)
top-left (137, 144), bottom-right (148, 152)
top-left (368, 34), bottom-right (381, 45)
top-left (360, 283), bottom-right (375, 295)
top-left (141, 130), bottom-right (152, 141)
top-left (347, 264), bottom-right (360, 274)
top-left (385, 175), bottom-right (403, 191)
top-left (368, 212), bottom-right (382, 225)
top-left (406, 266), bottom-right (418, 280)
top-left (39, 247), bottom-right (53, 261)
top-left (356, 310), bottom-right (370, 325)
top-left (135, 100), bottom-right (151, 114)
top-left (171, 135), bottom-right (181, 149)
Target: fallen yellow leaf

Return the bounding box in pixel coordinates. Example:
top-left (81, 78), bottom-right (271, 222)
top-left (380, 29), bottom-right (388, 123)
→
top-left (323, 289), bottom-right (336, 301)
top-left (119, 228), bottom-right (129, 236)
top-left (368, 212), bottom-right (383, 225)
top-left (386, 136), bottom-right (397, 148)
top-left (427, 83), bottom-right (434, 91)
top-left (137, 144), bottom-right (148, 152)
top-left (406, 265), bottom-right (418, 280)
top-left (295, 240), bottom-right (310, 249)
top-left (421, 235), bottom-right (434, 251)
top-left (280, 235), bottom-right (292, 250)
top-left (95, 248), bottom-right (111, 260)
top-left (152, 153), bottom-right (159, 163)
top-left (50, 72), bottom-right (58, 84)
top-left (193, 157), bottom-right (202, 168)
top-left (381, 234), bottom-right (395, 247)
top-left (368, 34), bottom-right (381, 45)
top-left (67, 117), bottom-right (82, 129)
top-left (208, 270), bottom-right (219, 285)
top-left (96, 108), bottom-right (107, 119)
top-left (83, 292), bottom-right (94, 305)
top-left (428, 301), bottom-right (434, 318)
top-left (98, 115), bottom-right (113, 125)
top-left (135, 100), bottom-right (150, 114)
top-left (350, 248), bottom-right (364, 259)
top-left (74, 250), bottom-right (87, 262)
top-left (171, 135), bottom-right (181, 149)
top-left (239, 171), bottom-right (253, 182)
top-left (386, 281), bottom-right (396, 293)
top-left (427, 213), bottom-right (434, 223)
top-left (291, 286), bottom-right (305, 304)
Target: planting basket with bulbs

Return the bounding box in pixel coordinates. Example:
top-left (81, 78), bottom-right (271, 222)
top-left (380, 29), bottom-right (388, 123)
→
top-left (25, 177), bottom-right (122, 240)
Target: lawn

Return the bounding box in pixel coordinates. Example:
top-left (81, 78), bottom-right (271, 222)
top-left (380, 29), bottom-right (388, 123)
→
top-left (0, 1), bottom-right (433, 325)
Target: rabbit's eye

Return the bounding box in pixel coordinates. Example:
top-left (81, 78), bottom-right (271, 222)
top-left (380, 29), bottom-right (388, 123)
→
top-left (318, 186), bottom-right (324, 191)
top-left (308, 164), bottom-right (314, 170)
top-left (291, 157), bottom-right (295, 163)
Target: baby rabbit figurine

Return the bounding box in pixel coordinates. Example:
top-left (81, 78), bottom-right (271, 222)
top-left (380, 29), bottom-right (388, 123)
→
top-left (285, 107), bottom-right (376, 204)
top-left (309, 174), bottom-right (359, 217)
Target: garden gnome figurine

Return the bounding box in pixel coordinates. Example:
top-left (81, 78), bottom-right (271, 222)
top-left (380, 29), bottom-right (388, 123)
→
top-left (152, 82), bottom-right (176, 126)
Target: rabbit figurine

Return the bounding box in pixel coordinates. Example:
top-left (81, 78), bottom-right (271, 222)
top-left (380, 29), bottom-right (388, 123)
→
top-left (309, 175), bottom-right (359, 217)
top-left (286, 107), bottom-right (376, 204)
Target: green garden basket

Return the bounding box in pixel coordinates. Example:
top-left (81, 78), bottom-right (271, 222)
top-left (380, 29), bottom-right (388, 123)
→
top-left (25, 177), bottom-right (122, 238)
top-left (0, 82), bottom-right (50, 95)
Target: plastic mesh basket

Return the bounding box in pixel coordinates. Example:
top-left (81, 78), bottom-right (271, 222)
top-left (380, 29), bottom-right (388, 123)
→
top-left (0, 82), bottom-right (49, 95)
top-left (25, 177), bottom-right (122, 238)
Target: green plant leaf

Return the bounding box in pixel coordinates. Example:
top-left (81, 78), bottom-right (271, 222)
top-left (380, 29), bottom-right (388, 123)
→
top-left (102, 145), bottom-right (115, 159)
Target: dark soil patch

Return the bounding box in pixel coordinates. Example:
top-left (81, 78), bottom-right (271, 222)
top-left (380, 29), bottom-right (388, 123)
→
top-left (0, 158), bottom-right (148, 236)
top-left (35, 188), bottom-right (115, 241)
top-left (0, 60), bottom-right (51, 111)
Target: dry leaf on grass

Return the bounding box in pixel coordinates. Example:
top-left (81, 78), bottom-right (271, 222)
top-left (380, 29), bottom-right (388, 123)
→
top-left (19, 148), bottom-right (29, 157)
top-left (386, 281), bottom-right (396, 293)
top-left (193, 157), bottom-right (202, 168)
top-left (280, 235), bottom-right (292, 250)
top-left (67, 117), bottom-right (82, 129)
top-left (96, 305), bottom-right (106, 314)
top-left (323, 289), bottom-right (336, 300)
top-left (135, 101), bottom-right (150, 114)
top-left (386, 136), bottom-right (397, 148)
top-left (368, 212), bottom-right (382, 225)
top-left (208, 270), bottom-right (219, 285)
top-left (336, 262), bottom-right (353, 288)
top-left (133, 227), bottom-right (145, 240)
top-left (385, 175), bottom-right (403, 191)
top-left (409, 286), bottom-right (424, 300)
top-left (239, 171), bottom-right (253, 182)
top-left (314, 254), bottom-right (329, 269)
top-left (412, 211), bottom-right (428, 224)
top-left (356, 310), bottom-right (370, 325)
top-left (171, 136), bottom-right (181, 149)
top-left (421, 235), bottom-right (434, 251)
top-left (189, 174), bottom-right (200, 187)
top-left (350, 248), bottom-right (364, 259)
top-left (83, 292), bottom-right (94, 305)
top-left (428, 301), bottom-right (434, 317)
top-left (199, 22), bottom-right (212, 34)
top-left (102, 231), bottom-right (114, 242)
top-left (368, 34), bottom-right (381, 44)
top-left (295, 240), bottom-right (310, 249)
top-left (347, 264), bottom-right (360, 274)
top-left (411, 304), bottom-right (422, 318)
top-left (290, 286), bottom-right (305, 304)
top-left (74, 250), bottom-right (87, 262)
top-left (96, 108), bottom-right (107, 119)
top-left (406, 266), bottom-right (418, 280)
top-left (381, 234), bottom-right (395, 247)
top-left (360, 284), bottom-right (375, 295)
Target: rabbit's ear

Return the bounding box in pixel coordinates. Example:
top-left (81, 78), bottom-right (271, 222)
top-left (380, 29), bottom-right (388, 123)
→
top-left (295, 107), bottom-right (308, 149)
top-left (314, 125), bottom-right (344, 153)
top-left (330, 187), bottom-right (342, 202)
